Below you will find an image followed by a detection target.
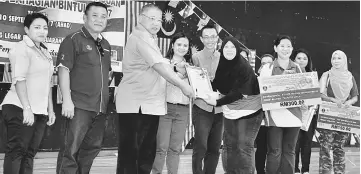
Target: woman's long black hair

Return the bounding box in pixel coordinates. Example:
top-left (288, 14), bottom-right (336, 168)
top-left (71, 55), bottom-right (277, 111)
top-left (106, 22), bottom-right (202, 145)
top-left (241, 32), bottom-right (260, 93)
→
top-left (291, 48), bottom-right (314, 72)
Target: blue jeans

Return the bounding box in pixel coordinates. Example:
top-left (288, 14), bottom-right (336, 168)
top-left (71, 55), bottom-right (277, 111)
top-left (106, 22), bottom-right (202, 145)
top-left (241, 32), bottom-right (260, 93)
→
top-left (223, 109), bottom-right (263, 174)
top-left (192, 105), bottom-right (223, 174)
top-left (56, 108), bottom-right (107, 174)
top-left (266, 126), bottom-right (300, 174)
top-left (152, 104), bottom-right (188, 174)
top-left (2, 104), bottom-right (47, 174)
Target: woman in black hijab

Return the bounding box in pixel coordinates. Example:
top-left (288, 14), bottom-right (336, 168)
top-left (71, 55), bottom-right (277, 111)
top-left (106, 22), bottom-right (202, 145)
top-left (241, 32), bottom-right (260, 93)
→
top-left (203, 37), bottom-right (263, 173)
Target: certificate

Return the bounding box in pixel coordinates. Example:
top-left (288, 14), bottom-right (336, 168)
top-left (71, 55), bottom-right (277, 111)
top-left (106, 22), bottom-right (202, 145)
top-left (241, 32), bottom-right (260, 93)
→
top-left (301, 105), bottom-right (317, 131)
top-left (258, 72), bottom-right (321, 110)
top-left (185, 65), bottom-right (213, 99)
top-left (317, 101), bottom-right (360, 134)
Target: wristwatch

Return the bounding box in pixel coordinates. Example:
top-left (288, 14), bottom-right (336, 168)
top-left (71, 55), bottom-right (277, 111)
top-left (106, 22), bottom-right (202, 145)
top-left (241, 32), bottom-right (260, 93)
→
top-left (24, 105), bottom-right (31, 110)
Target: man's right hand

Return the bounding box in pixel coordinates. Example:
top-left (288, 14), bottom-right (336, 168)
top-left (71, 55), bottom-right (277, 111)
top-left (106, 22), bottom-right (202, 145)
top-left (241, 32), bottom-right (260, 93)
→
top-left (62, 99), bottom-right (75, 119)
top-left (23, 109), bottom-right (34, 126)
top-left (181, 83), bottom-right (195, 99)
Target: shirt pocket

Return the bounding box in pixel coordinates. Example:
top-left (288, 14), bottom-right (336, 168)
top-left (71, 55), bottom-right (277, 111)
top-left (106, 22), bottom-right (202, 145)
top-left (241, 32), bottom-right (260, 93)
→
top-left (77, 44), bottom-right (100, 67)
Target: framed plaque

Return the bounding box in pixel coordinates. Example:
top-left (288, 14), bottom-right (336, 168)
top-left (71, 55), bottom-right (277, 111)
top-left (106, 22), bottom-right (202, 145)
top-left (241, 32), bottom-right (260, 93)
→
top-left (185, 65), bottom-right (213, 99)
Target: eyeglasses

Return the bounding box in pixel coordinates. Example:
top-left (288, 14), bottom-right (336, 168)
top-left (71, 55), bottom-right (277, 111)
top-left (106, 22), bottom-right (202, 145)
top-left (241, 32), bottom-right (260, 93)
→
top-left (202, 35), bottom-right (218, 41)
top-left (95, 39), bottom-right (104, 57)
top-left (141, 14), bottom-right (163, 23)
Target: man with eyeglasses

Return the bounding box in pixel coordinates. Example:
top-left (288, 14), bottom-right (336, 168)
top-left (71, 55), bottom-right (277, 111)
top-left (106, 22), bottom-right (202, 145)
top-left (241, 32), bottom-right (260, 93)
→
top-left (115, 4), bottom-right (194, 174)
top-left (191, 24), bottom-right (223, 174)
top-left (55, 2), bottom-right (111, 174)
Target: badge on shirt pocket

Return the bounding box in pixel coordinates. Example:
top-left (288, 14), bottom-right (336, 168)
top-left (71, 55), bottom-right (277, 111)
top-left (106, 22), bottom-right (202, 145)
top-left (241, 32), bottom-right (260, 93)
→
top-left (79, 44), bottom-right (92, 54)
top-left (86, 45), bottom-right (92, 51)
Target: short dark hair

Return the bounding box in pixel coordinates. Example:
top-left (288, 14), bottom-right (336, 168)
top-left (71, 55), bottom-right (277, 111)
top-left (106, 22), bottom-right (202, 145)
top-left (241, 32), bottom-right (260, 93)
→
top-left (291, 48), bottom-right (314, 72)
top-left (200, 24), bottom-right (218, 37)
top-left (85, 2), bottom-right (107, 15)
top-left (139, 4), bottom-right (162, 15)
top-left (24, 13), bottom-right (48, 28)
top-left (165, 32), bottom-right (192, 64)
top-left (274, 35), bottom-right (293, 47)
top-left (261, 54), bottom-right (275, 61)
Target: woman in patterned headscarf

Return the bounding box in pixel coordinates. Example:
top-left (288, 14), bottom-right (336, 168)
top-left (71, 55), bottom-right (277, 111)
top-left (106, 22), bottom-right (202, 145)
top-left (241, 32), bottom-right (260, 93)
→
top-left (318, 50), bottom-right (358, 174)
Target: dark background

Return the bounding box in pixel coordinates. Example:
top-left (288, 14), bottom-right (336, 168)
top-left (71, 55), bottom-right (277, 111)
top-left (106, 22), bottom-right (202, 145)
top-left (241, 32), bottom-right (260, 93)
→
top-left (192, 1), bottom-right (359, 97)
top-left (0, 1), bottom-right (359, 152)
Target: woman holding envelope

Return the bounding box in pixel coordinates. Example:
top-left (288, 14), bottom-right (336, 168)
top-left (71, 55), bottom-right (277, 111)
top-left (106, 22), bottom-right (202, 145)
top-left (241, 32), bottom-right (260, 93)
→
top-left (203, 36), bottom-right (263, 173)
top-left (318, 50), bottom-right (358, 174)
top-left (152, 32), bottom-right (192, 174)
top-left (259, 35), bottom-right (304, 174)
top-left (291, 48), bottom-right (317, 174)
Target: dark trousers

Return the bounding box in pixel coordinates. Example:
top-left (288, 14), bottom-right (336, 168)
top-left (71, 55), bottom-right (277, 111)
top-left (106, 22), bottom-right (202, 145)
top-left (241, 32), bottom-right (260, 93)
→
top-left (56, 108), bottom-right (107, 174)
top-left (116, 111), bottom-right (160, 174)
top-left (266, 127), bottom-right (300, 174)
top-left (2, 104), bottom-right (47, 174)
top-left (255, 125), bottom-right (268, 174)
top-left (223, 110), bottom-right (263, 174)
top-left (295, 115), bottom-right (317, 173)
top-left (192, 105), bottom-right (223, 174)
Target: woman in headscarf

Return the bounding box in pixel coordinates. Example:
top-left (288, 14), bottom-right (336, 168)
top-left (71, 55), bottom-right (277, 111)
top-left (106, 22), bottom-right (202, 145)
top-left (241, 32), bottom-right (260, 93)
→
top-left (318, 50), bottom-right (358, 174)
top-left (203, 36), bottom-right (263, 173)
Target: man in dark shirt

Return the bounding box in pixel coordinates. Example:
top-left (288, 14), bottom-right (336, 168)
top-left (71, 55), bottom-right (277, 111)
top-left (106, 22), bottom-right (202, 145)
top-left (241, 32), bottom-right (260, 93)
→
top-left (55, 2), bottom-right (111, 174)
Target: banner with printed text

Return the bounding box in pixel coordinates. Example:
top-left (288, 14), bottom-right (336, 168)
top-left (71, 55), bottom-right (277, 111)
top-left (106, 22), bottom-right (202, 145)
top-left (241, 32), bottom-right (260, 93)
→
top-left (258, 72), bottom-right (322, 110)
top-left (317, 101), bottom-right (360, 134)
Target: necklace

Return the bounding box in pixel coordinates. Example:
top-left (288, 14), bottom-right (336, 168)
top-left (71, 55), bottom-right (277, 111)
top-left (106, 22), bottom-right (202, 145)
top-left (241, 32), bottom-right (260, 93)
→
top-left (171, 56), bottom-right (185, 64)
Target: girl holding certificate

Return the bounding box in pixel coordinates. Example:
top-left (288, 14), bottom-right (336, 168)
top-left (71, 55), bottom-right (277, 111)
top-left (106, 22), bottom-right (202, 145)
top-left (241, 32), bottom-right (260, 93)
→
top-left (152, 32), bottom-right (192, 174)
top-left (318, 50), bottom-right (358, 174)
top-left (259, 35), bottom-right (304, 174)
top-left (291, 48), bottom-right (316, 174)
top-left (203, 37), bottom-right (263, 173)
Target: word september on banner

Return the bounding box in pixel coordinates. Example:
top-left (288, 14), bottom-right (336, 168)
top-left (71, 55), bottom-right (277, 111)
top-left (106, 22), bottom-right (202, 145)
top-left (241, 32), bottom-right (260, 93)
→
top-left (258, 72), bottom-right (321, 110)
top-left (317, 101), bottom-right (360, 134)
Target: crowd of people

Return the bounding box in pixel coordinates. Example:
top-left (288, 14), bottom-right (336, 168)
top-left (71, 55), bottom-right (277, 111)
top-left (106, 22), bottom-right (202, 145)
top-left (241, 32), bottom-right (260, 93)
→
top-left (0, 2), bottom-right (358, 174)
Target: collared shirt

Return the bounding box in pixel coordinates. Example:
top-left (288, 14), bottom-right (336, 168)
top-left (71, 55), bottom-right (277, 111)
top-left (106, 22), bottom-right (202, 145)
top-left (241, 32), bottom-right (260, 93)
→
top-left (261, 59), bottom-right (304, 127)
top-left (56, 26), bottom-right (111, 113)
top-left (166, 61), bottom-right (190, 105)
top-left (192, 49), bottom-right (222, 113)
top-left (115, 25), bottom-right (167, 115)
top-left (1, 35), bottom-right (53, 115)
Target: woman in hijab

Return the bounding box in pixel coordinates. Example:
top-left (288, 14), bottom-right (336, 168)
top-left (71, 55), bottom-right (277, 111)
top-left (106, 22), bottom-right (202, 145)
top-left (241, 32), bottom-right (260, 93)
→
top-left (203, 36), bottom-right (263, 173)
top-left (318, 50), bottom-right (358, 174)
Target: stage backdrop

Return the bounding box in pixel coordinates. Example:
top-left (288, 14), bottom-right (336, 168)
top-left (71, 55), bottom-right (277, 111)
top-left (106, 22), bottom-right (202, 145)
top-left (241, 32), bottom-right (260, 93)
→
top-left (3, 0), bottom-right (349, 152)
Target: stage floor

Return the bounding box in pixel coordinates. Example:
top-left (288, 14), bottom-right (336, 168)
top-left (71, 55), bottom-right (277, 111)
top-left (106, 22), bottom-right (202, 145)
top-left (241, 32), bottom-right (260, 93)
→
top-left (0, 148), bottom-right (359, 174)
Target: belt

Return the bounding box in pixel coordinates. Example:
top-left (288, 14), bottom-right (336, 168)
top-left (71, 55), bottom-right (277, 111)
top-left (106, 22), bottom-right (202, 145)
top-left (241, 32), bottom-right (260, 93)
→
top-left (167, 102), bottom-right (189, 106)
